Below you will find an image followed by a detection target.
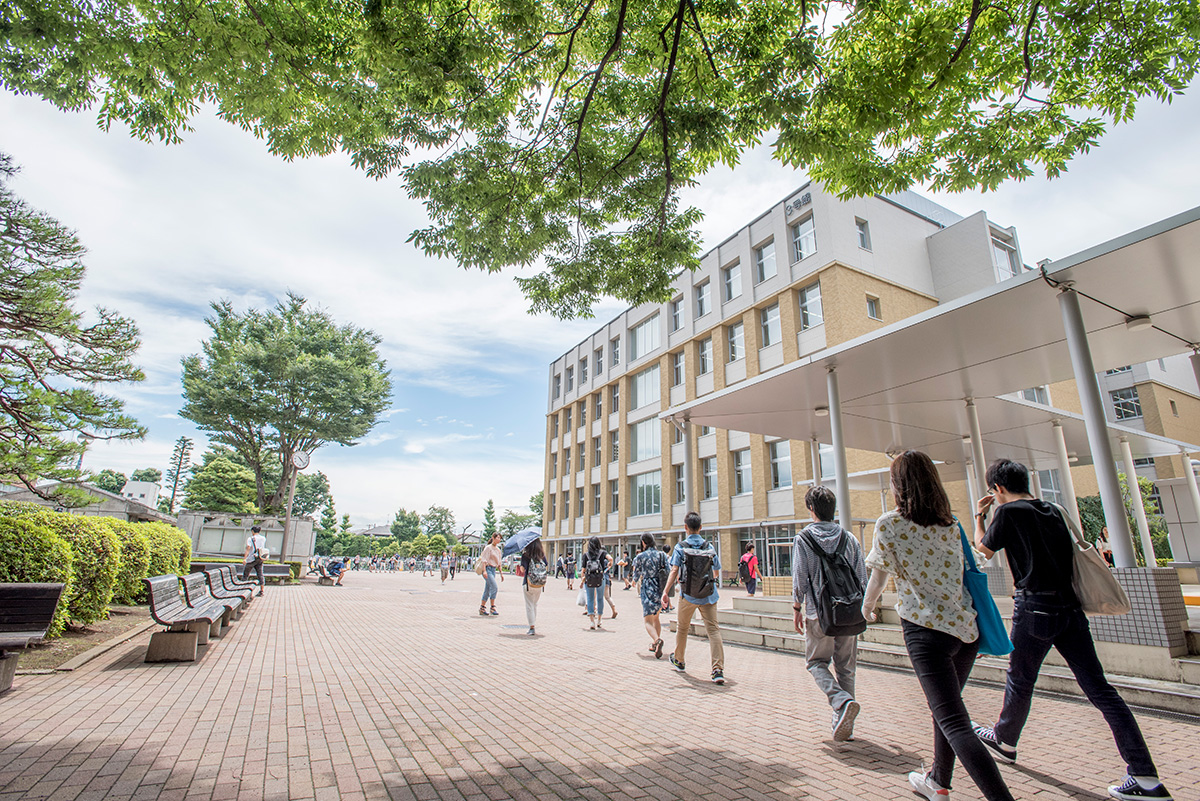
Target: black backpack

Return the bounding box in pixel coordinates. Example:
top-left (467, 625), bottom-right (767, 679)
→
top-left (654, 551), bottom-right (669, 592)
top-left (738, 557), bottom-right (752, 583)
top-left (679, 544), bottom-right (715, 599)
top-left (799, 529), bottom-right (867, 636)
top-left (583, 551), bottom-right (605, 587)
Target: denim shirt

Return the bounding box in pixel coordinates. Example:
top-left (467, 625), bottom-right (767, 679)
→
top-left (670, 534), bottom-right (720, 606)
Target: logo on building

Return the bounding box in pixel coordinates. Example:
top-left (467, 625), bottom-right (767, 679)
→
top-left (786, 192), bottom-right (812, 217)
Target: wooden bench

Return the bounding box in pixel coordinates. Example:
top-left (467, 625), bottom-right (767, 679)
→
top-left (197, 570), bottom-right (252, 618)
top-left (316, 563), bottom-right (335, 586)
top-left (191, 561), bottom-right (293, 584)
top-left (206, 566), bottom-right (255, 605)
top-left (0, 583), bottom-right (66, 693)
top-left (182, 573), bottom-right (239, 627)
top-left (143, 575), bottom-right (225, 662)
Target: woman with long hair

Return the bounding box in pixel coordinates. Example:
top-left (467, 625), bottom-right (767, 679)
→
top-left (632, 532), bottom-right (669, 657)
top-left (479, 531), bottom-right (504, 616)
top-left (518, 538), bottom-right (547, 636)
top-left (862, 450), bottom-right (1014, 801)
top-left (581, 536), bottom-right (608, 629)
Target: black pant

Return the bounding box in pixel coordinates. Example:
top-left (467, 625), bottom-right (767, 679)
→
top-left (995, 596), bottom-right (1156, 777)
top-left (242, 558), bottom-right (264, 587)
top-left (901, 620), bottom-right (1014, 801)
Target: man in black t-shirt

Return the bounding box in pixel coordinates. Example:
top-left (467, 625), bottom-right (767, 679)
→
top-left (971, 459), bottom-right (1170, 801)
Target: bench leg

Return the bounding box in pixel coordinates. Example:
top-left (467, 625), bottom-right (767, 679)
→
top-left (185, 621), bottom-right (210, 646)
top-left (0, 652), bottom-right (18, 694)
top-left (318, 577), bottom-right (333, 586)
top-left (220, 607), bottom-right (233, 628)
top-left (145, 631), bottom-right (199, 663)
top-left (209, 618), bottom-right (222, 639)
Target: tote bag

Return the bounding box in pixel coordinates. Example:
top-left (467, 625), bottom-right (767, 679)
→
top-left (1050, 504), bottom-right (1132, 616)
top-left (957, 522), bottom-right (1013, 657)
top-left (474, 558), bottom-right (486, 576)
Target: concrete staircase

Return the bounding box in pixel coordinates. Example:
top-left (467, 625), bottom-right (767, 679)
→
top-left (672, 594), bottom-right (1200, 716)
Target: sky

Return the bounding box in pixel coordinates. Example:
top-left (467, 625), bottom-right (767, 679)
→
top-left (3, 86), bottom-right (1200, 533)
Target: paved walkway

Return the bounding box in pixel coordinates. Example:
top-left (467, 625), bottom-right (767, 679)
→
top-left (2, 572), bottom-right (1197, 801)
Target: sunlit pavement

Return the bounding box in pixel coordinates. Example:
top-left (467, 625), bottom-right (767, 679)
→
top-left (2, 571), bottom-right (1197, 801)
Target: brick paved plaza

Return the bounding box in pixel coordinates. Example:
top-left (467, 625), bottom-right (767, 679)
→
top-left (2, 573), bottom-right (1197, 801)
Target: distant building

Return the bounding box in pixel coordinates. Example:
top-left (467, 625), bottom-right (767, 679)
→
top-left (121, 480), bottom-right (160, 508)
top-left (0, 482), bottom-right (175, 524)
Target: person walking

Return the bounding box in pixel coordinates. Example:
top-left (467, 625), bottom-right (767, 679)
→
top-left (794, 485), bottom-right (867, 742)
top-left (479, 532), bottom-right (504, 616)
top-left (603, 552), bottom-right (618, 619)
top-left (440, 551), bottom-right (450, 584)
top-left (633, 532), bottom-right (669, 658)
top-left (449, 552), bottom-right (457, 580)
top-left (739, 544), bottom-right (760, 595)
top-left (242, 525), bottom-right (267, 596)
top-left (518, 538), bottom-right (548, 636)
top-left (861, 450), bottom-right (1014, 801)
top-left (555, 555), bottom-right (565, 579)
top-left (565, 552), bottom-right (576, 591)
top-left (971, 459), bottom-right (1172, 801)
top-left (581, 536), bottom-right (608, 629)
top-left (661, 512), bottom-right (725, 684)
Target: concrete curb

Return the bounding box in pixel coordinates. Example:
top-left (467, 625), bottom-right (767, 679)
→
top-left (26, 620), bottom-right (159, 674)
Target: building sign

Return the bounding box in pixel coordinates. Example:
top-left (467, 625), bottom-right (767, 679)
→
top-left (785, 192), bottom-right (812, 217)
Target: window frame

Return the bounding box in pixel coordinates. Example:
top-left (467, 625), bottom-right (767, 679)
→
top-left (759, 303), bottom-right (781, 347)
top-left (790, 214), bottom-right (816, 262)
top-left (733, 448), bottom-right (752, 495)
top-left (855, 218), bottom-right (872, 251)
top-left (799, 281), bottom-right (823, 330)
top-left (695, 280), bottom-right (711, 318)
top-left (754, 241), bottom-right (776, 283)
top-left (722, 261), bottom-right (742, 302)
top-left (698, 337), bottom-right (713, 375)
top-left (769, 441), bottom-right (791, 490)
top-left (728, 321), bottom-right (745, 362)
top-left (1111, 387), bottom-right (1143, 420)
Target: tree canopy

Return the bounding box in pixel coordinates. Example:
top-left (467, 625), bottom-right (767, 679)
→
top-left (3, 2), bottom-right (1196, 316)
top-left (291, 471), bottom-right (332, 518)
top-left (92, 469), bottom-right (126, 494)
top-left (390, 507), bottom-right (422, 541)
top-left (182, 455), bottom-right (256, 512)
top-left (0, 153), bottom-right (145, 501)
top-left (180, 294), bottom-right (392, 511)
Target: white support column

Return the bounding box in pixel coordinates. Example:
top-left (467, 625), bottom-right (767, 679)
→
top-left (680, 418), bottom-right (694, 513)
top-left (1057, 285), bottom-right (1137, 568)
top-left (1119, 437), bottom-right (1156, 564)
top-left (1051, 420), bottom-right (1082, 529)
top-left (810, 439), bottom-right (823, 486)
top-left (1028, 467), bottom-right (1043, 499)
top-left (1182, 448), bottom-right (1200, 561)
top-left (1191, 351), bottom-right (1200, 394)
top-left (965, 398), bottom-right (988, 497)
top-left (826, 368), bottom-right (853, 531)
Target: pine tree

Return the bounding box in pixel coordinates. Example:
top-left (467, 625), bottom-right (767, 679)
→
top-left (320, 502), bottom-right (337, 534)
top-left (164, 436), bottom-right (193, 514)
top-left (482, 499), bottom-right (497, 538)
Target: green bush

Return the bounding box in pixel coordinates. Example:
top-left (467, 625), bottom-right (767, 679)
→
top-left (0, 516), bottom-right (74, 637)
top-left (46, 514), bottom-right (120, 626)
top-left (141, 521), bottom-right (193, 577)
top-left (103, 520), bottom-right (151, 604)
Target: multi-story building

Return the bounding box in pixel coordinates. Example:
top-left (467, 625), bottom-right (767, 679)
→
top-left (541, 181), bottom-right (1200, 578)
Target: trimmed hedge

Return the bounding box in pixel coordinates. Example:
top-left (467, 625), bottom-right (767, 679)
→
top-left (103, 520), bottom-right (151, 604)
top-left (0, 516), bottom-right (74, 637)
top-left (142, 521), bottom-right (192, 576)
top-left (47, 513), bottom-right (121, 626)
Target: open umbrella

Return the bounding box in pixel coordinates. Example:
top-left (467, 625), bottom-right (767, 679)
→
top-left (501, 528), bottom-right (541, 558)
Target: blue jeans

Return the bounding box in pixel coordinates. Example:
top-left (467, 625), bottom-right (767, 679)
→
top-left (585, 584), bottom-right (604, 616)
top-left (994, 596), bottom-right (1156, 777)
top-left (481, 567), bottom-right (498, 603)
top-left (902, 620), bottom-right (1014, 801)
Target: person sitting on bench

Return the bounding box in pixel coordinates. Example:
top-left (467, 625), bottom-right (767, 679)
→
top-left (327, 559), bottom-right (346, 586)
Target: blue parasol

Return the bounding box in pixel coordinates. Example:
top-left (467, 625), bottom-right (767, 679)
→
top-left (501, 528), bottom-right (541, 558)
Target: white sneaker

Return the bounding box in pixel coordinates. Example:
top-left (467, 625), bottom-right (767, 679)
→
top-left (909, 771), bottom-right (949, 800)
top-left (832, 700), bottom-right (860, 742)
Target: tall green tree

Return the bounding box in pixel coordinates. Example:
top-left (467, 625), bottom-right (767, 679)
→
top-left (529, 490), bottom-right (544, 521)
top-left (409, 533), bottom-right (431, 559)
top-left (291, 471), bottom-right (332, 518)
top-left (181, 456), bottom-right (256, 512)
top-left (390, 507), bottom-right (422, 542)
top-left (92, 469), bottom-right (126, 494)
top-left (130, 467), bottom-right (161, 483)
top-left (319, 502), bottom-right (338, 535)
top-left (423, 505), bottom-right (456, 544)
top-left (482, 499), bottom-right (497, 538)
top-left (428, 534), bottom-right (449, 555)
top-left (499, 509), bottom-right (538, 538)
top-left (0, 153), bottom-right (145, 502)
top-left (180, 294), bottom-right (391, 511)
top-left (163, 436), bottom-right (193, 514)
top-left (339, 513), bottom-right (353, 534)
top-left (4, 5), bottom-right (1197, 317)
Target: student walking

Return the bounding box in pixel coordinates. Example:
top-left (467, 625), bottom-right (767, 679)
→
top-left (581, 537), bottom-right (608, 629)
top-left (565, 553), bottom-right (576, 591)
top-left (242, 525), bottom-right (267, 596)
top-left (440, 551), bottom-right (450, 584)
top-left (862, 450), bottom-right (1015, 801)
top-left (633, 532), bottom-right (669, 658)
top-left (518, 538), bottom-right (548, 636)
top-left (739, 544), bottom-right (760, 595)
top-left (479, 532), bottom-right (504, 616)
top-left (661, 512), bottom-right (725, 684)
top-left (603, 556), bottom-right (618, 619)
top-left (793, 486), bottom-right (867, 742)
top-left (972, 459), bottom-right (1172, 801)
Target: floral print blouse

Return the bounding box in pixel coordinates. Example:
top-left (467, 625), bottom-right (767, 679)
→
top-left (866, 511), bottom-right (978, 643)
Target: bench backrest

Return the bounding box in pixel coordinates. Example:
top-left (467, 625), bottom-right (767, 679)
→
top-left (181, 573), bottom-right (215, 607)
top-left (0, 583), bottom-right (66, 634)
top-left (144, 576), bottom-right (187, 623)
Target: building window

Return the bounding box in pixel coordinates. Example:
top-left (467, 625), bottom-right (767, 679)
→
top-left (631, 418), bottom-right (661, 462)
top-left (799, 281), bottom-right (823, 330)
top-left (722, 262), bottom-right (742, 302)
top-left (670, 296), bottom-right (684, 331)
top-left (700, 425), bottom-right (713, 436)
top-left (1111, 387), bottom-right (1142, 420)
top-left (1146, 486), bottom-right (1164, 515)
top-left (1133, 457), bottom-right (1155, 468)
top-left (610, 336), bottom-right (620, 367)
top-left (1171, 399), bottom-right (1179, 416)
top-left (632, 365), bottom-right (661, 409)
top-left (1158, 358), bottom-right (1167, 371)
top-left (630, 314), bottom-right (661, 361)
top-left (855, 218), bottom-right (872, 250)
top-left (695, 280), bottom-right (711, 317)
top-left (1105, 365), bottom-right (1132, 375)
top-left (565, 366), bottom-right (574, 391)
top-left (564, 407), bottom-right (571, 430)
top-left (866, 295), bottom-right (882, 321)
top-left (548, 495), bottom-right (556, 520)
top-left (728, 321), bottom-right (745, 361)
top-left (701, 457), bottom-right (717, 500)
top-left (755, 241), bottom-right (776, 283)
top-left (631, 471), bottom-right (661, 516)
top-left (577, 445), bottom-right (585, 471)
top-left (992, 235), bottom-right (1019, 280)
top-left (563, 447), bottom-right (570, 473)
top-left (760, 303), bottom-right (780, 347)
top-left (769, 441), bottom-right (791, 490)
top-left (550, 455), bottom-right (557, 479)
top-left (578, 400), bottom-right (587, 427)
top-left (673, 424), bottom-right (683, 444)
top-left (551, 415), bottom-right (559, 438)
top-left (553, 374), bottom-right (561, 398)
top-left (579, 358), bottom-right (588, 384)
top-left (671, 351), bottom-right (685, 386)
top-left (674, 464), bottom-right (685, 504)
top-left (733, 449), bottom-right (752, 495)
top-left (609, 478), bottom-right (620, 513)
top-left (562, 490), bottom-right (569, 518)
top-left (791, 214), bottom-right (816, 262)
top-left (819, 442), bottom-right (834, 480)
top-left (577, 491), bottom-right (585, 518)
top-left (1020, 386), bottom-right (1049, 405)
top-left (698, 337), bottom-right (713, 375)
top-left (594, 348), bottom-right (604, 376)
top-left (593, 392), bottom-right (602, 419)
top-left (592, 483), bottom-right (601, 516)
top-left (1038, 469), bottom-right (1062, 505)
top-left (610, 383), bottom-right (619, 412)
top-left (610, 429), bottom-right (619, 463)
top-left (592, 436), bottom-right (601, 467)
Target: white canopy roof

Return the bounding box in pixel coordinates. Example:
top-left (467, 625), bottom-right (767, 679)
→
top-left (664, 206), bottom-right (1200, 467)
